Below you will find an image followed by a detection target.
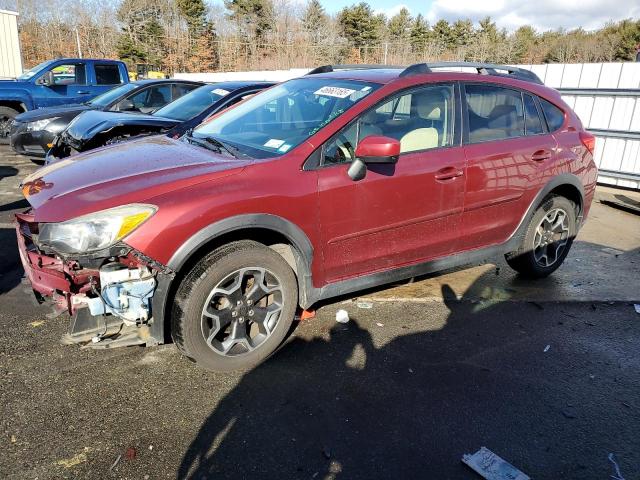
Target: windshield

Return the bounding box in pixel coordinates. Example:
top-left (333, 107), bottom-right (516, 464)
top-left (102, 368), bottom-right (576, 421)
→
top-left (17, 60), bottom-right (54, 80)
top-left (89, 83), bottom-right (138, 107)
top-left (155, 85), bottom-right (229, 121)
top-left (192, 78), bottom-right (380, 159)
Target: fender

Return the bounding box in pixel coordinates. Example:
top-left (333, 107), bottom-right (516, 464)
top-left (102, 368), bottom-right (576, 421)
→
top-left (0, 88), bottom-right (33, 110)
top-left (149, 214), bottom-right (315, 344)
top-left (509, 173), bottom-right (585, 246)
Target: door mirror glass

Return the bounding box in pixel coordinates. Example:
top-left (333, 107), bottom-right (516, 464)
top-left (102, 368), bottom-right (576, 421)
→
top-left (355, 135), bottom-right (400, 164)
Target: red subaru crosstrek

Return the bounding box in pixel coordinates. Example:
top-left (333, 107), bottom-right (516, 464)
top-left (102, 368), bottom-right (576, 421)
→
top-left (16, 63), bottom-right (597, 371)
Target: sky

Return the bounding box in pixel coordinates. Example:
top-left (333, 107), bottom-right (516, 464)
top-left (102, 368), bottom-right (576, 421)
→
top-left (317, 0), bottom-right (640, 32)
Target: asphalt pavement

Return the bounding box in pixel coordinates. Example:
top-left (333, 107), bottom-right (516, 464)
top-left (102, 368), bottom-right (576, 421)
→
top-left (0, 145), bottom-right (639, 479)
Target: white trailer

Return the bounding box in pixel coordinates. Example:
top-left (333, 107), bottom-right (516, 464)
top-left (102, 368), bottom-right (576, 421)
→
top-left (0, 9), bottom-right (22, 79)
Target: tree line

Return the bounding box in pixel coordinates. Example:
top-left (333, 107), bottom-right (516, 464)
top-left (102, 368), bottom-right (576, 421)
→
top-left (6, 0), bottom-right (640, 74)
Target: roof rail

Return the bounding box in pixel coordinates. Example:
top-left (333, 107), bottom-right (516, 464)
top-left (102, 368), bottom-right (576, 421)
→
top-left (399, 62), bottom-right (543, 84)
top-left (306, 64), bottom-right (400, 75)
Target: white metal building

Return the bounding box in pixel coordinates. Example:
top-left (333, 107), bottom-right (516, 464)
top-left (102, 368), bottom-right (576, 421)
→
top-left (0, 9), bottom-right (22, 79)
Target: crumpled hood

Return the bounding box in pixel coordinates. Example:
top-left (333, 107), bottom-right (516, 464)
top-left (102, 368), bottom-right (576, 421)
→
top-left (65, 110), bottom-right (178, 143)
top-left (16, 104), bottom-right (93, 122)
top-left (22, 135), bottom-right (251, 222)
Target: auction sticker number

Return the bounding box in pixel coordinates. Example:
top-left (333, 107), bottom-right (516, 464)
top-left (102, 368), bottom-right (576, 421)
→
top-left (314, 86), bottom-right (356, 98)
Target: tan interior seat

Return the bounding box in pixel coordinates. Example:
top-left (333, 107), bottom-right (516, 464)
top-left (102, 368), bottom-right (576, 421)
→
top-left (400, 99), bottom-right (443, 153)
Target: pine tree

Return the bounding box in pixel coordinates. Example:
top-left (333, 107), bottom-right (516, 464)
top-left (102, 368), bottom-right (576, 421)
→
top-left (302, 0), bottom-right (328, 44)
top-left (337, 2), bottom-right (384, 48)
top-left (225, 0), bottom-right (274, 43)
top-left (177, 0), bottom-right (207, 34)
top-left (388, 7), bottom-right (412, 42)
top-left (410, 14), bottom-right (430, 51)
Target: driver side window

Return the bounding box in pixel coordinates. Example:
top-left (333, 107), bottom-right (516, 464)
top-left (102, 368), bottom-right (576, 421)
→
top-left (321, 84), bottom-right (455, 166)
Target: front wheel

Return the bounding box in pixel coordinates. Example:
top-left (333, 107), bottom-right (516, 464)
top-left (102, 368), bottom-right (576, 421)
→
top-left (171, 241), bottom-right (298, 371)
top-left (0, 106), bottom-right (19, 145)
top-left (505, 195), bottom-right (577, 278)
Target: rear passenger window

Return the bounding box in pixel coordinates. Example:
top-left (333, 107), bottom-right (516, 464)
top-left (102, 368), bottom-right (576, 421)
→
top-left (524, 94), bottom-right (544, 135)
top-left (540, 99), bottom-right (565, 132)
top-left (95, 64), bottom-right (122, 85)
top-left (465, 85), bottom-right (525, 143)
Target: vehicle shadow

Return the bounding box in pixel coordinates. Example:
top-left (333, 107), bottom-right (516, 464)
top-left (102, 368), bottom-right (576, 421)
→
top-left (176, 251), bottom-right (639, 479)
top-left (0, 227), bottom-right (23, 296)
top-left (0, 165), bottom-right (18, 180)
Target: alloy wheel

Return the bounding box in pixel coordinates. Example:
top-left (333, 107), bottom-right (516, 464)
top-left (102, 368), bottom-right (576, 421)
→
top-left (200, 267), bottom-right (283, 357)
top-left (532, 208), bottom-right (570, 267)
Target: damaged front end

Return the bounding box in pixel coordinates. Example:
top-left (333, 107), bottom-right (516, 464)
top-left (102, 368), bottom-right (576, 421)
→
top-left (15, 207), bottom-right (170, 349)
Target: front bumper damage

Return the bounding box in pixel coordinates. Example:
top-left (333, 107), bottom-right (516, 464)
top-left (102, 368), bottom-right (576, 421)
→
top-left (16, 211), bottom-right (172, 349)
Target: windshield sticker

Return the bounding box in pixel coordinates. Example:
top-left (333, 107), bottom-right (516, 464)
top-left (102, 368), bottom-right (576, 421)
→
top-left (308, 108), bottom-right (345, 136)
top-left (264, 138), bottom-right (285, 148)
top-left (211, 88), bottom-right (230, 96)
top-left (361, 86), bottom-right (372, 91)
top-left (278, 144), bottom-right (292, 153)
top-left (314, 86), bottom-right (357, 98)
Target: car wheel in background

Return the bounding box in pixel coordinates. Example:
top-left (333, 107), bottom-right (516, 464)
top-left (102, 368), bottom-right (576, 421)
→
top-left (0, 106), bottom-right (20, 145)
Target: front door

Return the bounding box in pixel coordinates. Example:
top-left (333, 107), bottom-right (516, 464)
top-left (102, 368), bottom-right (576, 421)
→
top-left (33, 62), bottom-right (91, 107)
top-left (316, 83), bottom-right (466, 282)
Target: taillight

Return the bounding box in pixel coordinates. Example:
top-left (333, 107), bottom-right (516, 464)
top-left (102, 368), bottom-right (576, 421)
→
top-left (580, 131), bottom-right (596, 154)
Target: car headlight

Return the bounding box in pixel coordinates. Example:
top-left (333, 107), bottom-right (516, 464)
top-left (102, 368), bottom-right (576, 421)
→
top-left (26, 117), bottom-right (60, 132)
top-left (38, 204), bottom-right (156, 254)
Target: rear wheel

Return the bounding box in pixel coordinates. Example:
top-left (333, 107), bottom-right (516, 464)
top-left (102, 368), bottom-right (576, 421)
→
top-left (171, 241), bottom-right (298, 371)
top-left (0, 106), bottom-right (20, 145)
top-left (505, 195), bottom-right (577, 278)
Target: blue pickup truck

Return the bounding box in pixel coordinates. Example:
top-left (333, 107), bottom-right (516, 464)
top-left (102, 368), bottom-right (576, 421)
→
top-left (0, 58), bottom-right (128, 143)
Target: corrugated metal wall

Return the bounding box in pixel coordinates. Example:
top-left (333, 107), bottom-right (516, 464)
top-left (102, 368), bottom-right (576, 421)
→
top-left (519, 63), bottom-right (640, 190)
top-left (0, 9), bottom-right (22, 79)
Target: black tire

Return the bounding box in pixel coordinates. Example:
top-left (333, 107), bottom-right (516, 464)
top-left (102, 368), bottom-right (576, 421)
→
top-left (0, 106), bottom-right (20, 145)
top-left (171, 241), bottom-right (298, 371)
top-left (505, 195), bottom-right (577, 278)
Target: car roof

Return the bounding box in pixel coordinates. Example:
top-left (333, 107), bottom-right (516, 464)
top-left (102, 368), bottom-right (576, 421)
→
top-left (206, 80), bottom-right (276, 90)
top-left (306, 69), bottom-right (403, 84)
top-left (305, 66), bottom-right (547, 90)
top-left (131, 79), bottom-right (204, 86)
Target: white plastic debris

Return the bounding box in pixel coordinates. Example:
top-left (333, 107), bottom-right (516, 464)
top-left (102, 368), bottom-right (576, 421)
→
top-left (543, 345), bottom-right (550, 352)
top-left (335, 309), bottom-right (350, 324)
top-left (376, 322), bottom-right (384, 327)
top-left (356, 301), bottom-right (373, 309)
top-left (634, 304), bottom-right (640, 314)
top-left (462, 447), bottom-right (530, 480)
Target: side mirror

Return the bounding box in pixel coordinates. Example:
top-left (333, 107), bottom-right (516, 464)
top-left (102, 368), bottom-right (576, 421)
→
top-left (355, 135), bottom-right (400, 164)
top-left (348, 135), bottom-right (400, 181)
top-left (37, 71), bottom-right (54, 86)
top-left (118, 99), bottom-right (136, 111)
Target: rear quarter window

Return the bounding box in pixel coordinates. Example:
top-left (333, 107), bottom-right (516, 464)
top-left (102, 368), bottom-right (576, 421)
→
top-left (540, 99), bottom-right (565, 132)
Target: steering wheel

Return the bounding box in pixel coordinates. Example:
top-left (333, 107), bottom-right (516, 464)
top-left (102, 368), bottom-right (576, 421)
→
top-left (334, 133), bottom-right (355, 162)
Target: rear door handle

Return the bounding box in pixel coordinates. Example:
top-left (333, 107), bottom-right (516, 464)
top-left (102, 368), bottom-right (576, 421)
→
top-left (435, 166), bottom-right (464, 181)
top-left (76, 90), bottom-right (91, 95)
top-left (531, 149), bottom-right (552, 162)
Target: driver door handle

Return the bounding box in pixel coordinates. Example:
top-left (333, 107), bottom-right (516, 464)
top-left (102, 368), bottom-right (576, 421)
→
top-left (76, 90), bottom-right (91, 94)
top-left (435, 166), bottom-right (464, 181)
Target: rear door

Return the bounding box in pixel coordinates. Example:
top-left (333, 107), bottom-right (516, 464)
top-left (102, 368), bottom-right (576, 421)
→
top-left (316, 83), bottom-right (465, 282)
top-left (459, 83), bottom-right (557, 250)
top-left (90, 62), bottom-right (126, 97)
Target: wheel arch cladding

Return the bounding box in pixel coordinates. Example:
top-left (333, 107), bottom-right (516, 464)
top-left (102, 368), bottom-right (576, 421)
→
top-left (533, 173), bottom-right (584, 218)
top-left (152, 214), bottom-right (315, 342)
